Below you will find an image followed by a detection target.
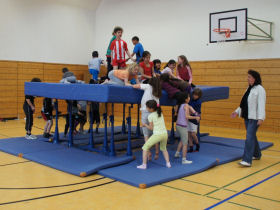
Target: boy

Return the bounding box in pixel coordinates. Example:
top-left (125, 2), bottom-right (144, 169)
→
top-left (41, 98), bottom-right (53, 138)
top-left (23, 77), bottom-right (41, 140)
top-left (110, 26), bottom-right (135, 69)
top-left (88, 51), bottom-right (103, 81)
top-left (188, 88), bottom-right (202, 152)
top-left (131, 36), bottom-right (144, 63)
top-left (153, 59), bottom-right (162, 76)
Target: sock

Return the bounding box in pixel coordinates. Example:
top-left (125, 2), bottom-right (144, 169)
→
top-left (196, 144), bottom-right (200, 151)
top-left (182, 157), bottom-right (186, 161)
top-left (137, 164), bottom-right (147, 169)
top-left (175, 151), bottom-right (180, 155)
top-left (166, 162), bottom-right (171, 168)
top-left (189, 146), bottom-right (193, 153)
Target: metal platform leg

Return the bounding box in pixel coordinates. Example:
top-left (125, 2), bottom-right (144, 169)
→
top-left (122, 103), bottom-right (126, 134)
top-left (109, 103), bottom-right (116, 156)
top-left (102, 103), bottom-right (109, 153)
top-left (169, 106), bottom-right (175, 144)
top-left (89, 103), bottom-right (94, 148)
top-left (68, 101), bottom-right (73, 147)
top-left (53, 99), bottom-right (59, 144)
top-left (136, 104), bottom-right (141, 138)
top-left (126, 104), bottom-right (133, 156)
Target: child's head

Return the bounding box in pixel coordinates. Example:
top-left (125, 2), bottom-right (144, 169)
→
top-left (178, 92), bottom-right (190, 105)
top-left (132, 36), bottom-right (139, 45)
top-left (160, 73), bottom-right (171, 82)
top-left (142, 51), bottom-right (151, 62)
top-left (153, 59), bottom-right (161, 70)
top-left (146, 100), bottom-right (162, 117)
top-left (92, 51), bottom-right (98, 58)
top-left (178, 55), bottom-right (191, 68)
top-left (31, 77), bottom-right (41, 82)
top-left (165, 59), bottom-right (176, 69)
top-left (113, 26), bottom-right (123, 38)
top-left (148, 77), bottom-right (162, 98)
top-left (62, 67), bottom-right (69, 74)
top-left (128, 63), bottom-right (142, 76)
top-left (192, 88), bottom-right (202, 100)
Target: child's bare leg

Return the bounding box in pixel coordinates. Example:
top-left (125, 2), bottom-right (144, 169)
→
top-left (113, 66), bottom-right (118, 70)
top-left (47, 120), bottom-right (53, 133)
top-left (44, 122), bottom-right (48, 133)
top-left (137, 150), bottom-right (148, 169)
top-left (191, 132), bottom-right (199, 144)
top-left (154, 143), bottom-right (160, 160)
top-left (182, 145), bottom-right (188, 159)
top-left (162, 150), bottom-right (171, 168)
top-left (188, 132), bottom-right (193, 146)
top-left (144, 136), bottom-right (152, 160)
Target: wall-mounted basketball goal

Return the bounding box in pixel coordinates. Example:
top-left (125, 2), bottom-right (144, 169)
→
top-left (209, 8), bottom-right (273, 43)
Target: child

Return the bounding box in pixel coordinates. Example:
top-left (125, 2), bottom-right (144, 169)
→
top-left (153, 59), bottom-right (162, 76)
top-left (188, 88), bottom-right (202, 152)
top-left (64, 100), bottom-right (79, 137)
top-left (139, 51), bottom-right (156, 83)
top-left (88, 51), bottom-right (103, 80)
top-left (41, 98), bottom-right (53, 138)
top-left (110, 26), bottom-right (135, 69)
top-left (137, 100), bottom-right (171, 169)
top-left (23, 77), bottom-right (41, 140)
top-left (162, 59), bottom-right (177, 79)
top-left (77, 100), bottom-right (87, 134)
top-left (105, 31), bottom-right (116, 79)
top-left (177, 55), bottom-right (194, 87)
top-left (131, 36), bottom-right (144, 63)
top-left (133, 77), bottom-right (162, 160)
top-left (104, 63), bottom-right (141, 86)
top-left (88, 79), bottom-right (100, 133)
top-left (61, 67), bottom-right (76, 83)
top-left (174, 92), bottom-right (200, 164)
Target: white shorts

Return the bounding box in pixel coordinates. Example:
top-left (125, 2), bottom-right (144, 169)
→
top-left (187, 121), bottom-right (198, 132)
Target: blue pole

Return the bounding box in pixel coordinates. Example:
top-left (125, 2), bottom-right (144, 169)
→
top-left (109, 103), bottom-right (116, 156)
top-left (122, 103), bottom-right (126, 134)
top-left (136, 104), bottom-right (141, 138)
top-left (126, 104), bottom-right (133, 156)
top-left (89, 103), bottom-right (94, 148)
top-left (169, 106), bottom-right (175, 144)
top-left (102, 103), bottom-right (108, 153)
top-left (68, 101), bottom-right (73, 147)
top-left (53, 99), bottom-right (59, 144)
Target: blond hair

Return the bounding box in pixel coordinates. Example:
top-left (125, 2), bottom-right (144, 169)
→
top-left (128, 63), bottom-right (143, 75)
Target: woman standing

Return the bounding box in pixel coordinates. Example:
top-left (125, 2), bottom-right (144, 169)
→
top-left (231, 70), bottom-right (266, 167)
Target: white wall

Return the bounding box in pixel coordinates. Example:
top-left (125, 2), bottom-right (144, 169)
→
top-left (0, 0), bottom-right (97, 64)
top-left (95, 0), bottom-right (280, 62)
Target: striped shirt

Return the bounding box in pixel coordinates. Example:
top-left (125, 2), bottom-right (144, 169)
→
top-left (110, 39), bottom-right (128, 60)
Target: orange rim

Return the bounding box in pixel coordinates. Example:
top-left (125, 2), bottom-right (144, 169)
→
top-left (213, 28), bottom-right (231, 38)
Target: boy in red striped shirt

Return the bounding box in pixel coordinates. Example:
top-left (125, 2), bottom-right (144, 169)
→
top-left (110, 26), bottom-right (135, 69)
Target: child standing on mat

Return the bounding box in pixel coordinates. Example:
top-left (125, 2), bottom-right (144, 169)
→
top-left (23, 77), bottom-right (41, 140)
top-left (139, 51), bottom-right (156, 84)
top-left (133, 77), bottom-right (161, 160)
top-left (137, 100), bottom-right (171, 169)
top-left (188, 88), bottom-right (202, 152)
top-left (88, 79), bottom-right (100, 134)
top-left (110, 26), bottom-right (135, 69)
top-left (88, 51), bottom-right (103, 81)
top-left (41, 97), bottom-right (54, 138)
top-left (174, 92), bottom-right (200, 163)
top-left (162, 59), bottom-right (177, 79)
top-left (153, 59), bottom-right (162, 77)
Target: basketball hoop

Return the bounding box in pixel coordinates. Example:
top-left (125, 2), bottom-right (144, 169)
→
top-left (213, 28), bottom-right (231, 38)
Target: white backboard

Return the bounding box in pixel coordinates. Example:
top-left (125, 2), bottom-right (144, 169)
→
top-left (210, 8), bottom-right (247, 43)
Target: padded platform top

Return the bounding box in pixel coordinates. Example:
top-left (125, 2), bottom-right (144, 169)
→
top-left (24, 82), bottom-right (229, 105)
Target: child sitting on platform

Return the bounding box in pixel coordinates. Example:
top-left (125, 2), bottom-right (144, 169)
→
top-left (133, 77), bottom-right (161, 160)
top-left (188, 88), bottom-right (202, 152)
top-left (88, 51), bottom-right (104, 81)
top-left (23, 77), bottom-right (41, 140)
top-left (177, 55), bottom-right (194, 87)
top-left (103, 63), bottom-right (141, 86)
top-left (139, 51), bottom-right (155, 83)
top-left (88, 79), bottom-right (100, 134)
top-left (137, 100), bottom-right (171, 169)
top-left (162, 59), bottom-right (177, 79)
top-left (41, 98), bottom-right (54, 138)
top-left (153, 59), bottom-right (162, 77)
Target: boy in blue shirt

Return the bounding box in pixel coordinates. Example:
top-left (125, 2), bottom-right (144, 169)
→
top-left (130, 36), bottom-right (144, 63)
top-left (88, 51), bottom-right (103, 81)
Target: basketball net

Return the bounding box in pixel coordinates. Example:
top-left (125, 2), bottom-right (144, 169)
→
top-left (213, 28), bottom-right (231, 44)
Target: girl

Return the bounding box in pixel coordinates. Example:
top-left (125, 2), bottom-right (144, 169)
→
top-left (139, 51), bottom-right (156, 83)
top-left (177, 55), bottom-right (194, 87)
top-left (174, 92), bottom-right (200, 164)
top-left (162, 59), bottom-right (177, 79)
top-left (133, 77), bottom-right (162, 160)
top-left (103, 63), bottom-right (142, 86)
top-left (153, 59), bottom-right (162, 76)
top-left (137, 100), bottom-right (171, 169)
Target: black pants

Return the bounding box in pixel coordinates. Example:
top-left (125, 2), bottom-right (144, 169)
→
top-left (23, 103), bottom-right (33, 132)
top-left (106, 56), bottom-right (113, 79)
top-left (64, 114), bottom-right (75, 136)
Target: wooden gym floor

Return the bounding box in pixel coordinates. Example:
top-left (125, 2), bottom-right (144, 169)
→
top-left (0, 118), bottom-right (279, 210)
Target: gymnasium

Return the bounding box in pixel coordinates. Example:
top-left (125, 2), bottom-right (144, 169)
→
top-left (0, 0), bottom-right (279, 209)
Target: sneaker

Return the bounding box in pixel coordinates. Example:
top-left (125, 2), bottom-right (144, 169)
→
top-left (25, 134), bottom-right (32, 140)
top-left (29, 135), bottom-right (37, 140)
top-left (166, 162), bottom-right (171, 168)
top-left (253, 156), bottom-right (261, 160)
top-left (239, 161), bottom-right (251, 167)
top-left (137, 164), bottom-right (147, 169)
top-left (182, 159), bottom-right (193, 164)
top-left (43, 133), bottom-right (49, 138)
top-left (174, 152), bottom-right (181, 158)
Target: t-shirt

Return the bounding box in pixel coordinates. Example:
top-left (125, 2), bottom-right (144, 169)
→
top-left (154, 68), bottom-right (162, 75)
top-left (176, 104), bottom-right (188, 127)
top-left (140, 84), bottom-right (159, 111)
top-left (133, 43), bottom-right (144, 63)
top-left (140, 61), bottom-right (153, 80)
top-left (188, 99), bottom-right (201, 125)
top-left (113, 69), bottom-right (137, 81)
top-left (24, 95), bottom-right (35, 106)
top-left (110, 39), bottom-right (128, 61)
top-left (88, 58), bottom-right (102, 71)
top-left (162, 67), bottom-right (173, 75)
top-left (148, 112), bottom-right (167, 135)
top-left (106, 36), bottom-right (116, 57)
top-left (177, 65), bottom-right (192, 83)
top-left (42, 98), bottom-right (53, 114)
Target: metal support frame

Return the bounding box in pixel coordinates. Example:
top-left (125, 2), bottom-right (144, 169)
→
top-left (122, 103), bottom-right (126, 134)
top-left (169, 106), bottom-right (175, 144)
top-left (53, 99), bottom-right (59, 144)
top-left (102, 103), bottom-right (109, 153)
top-left (68, 101), bottom-right (73, 147)
top-left (109, 103), bottom-right (116, 156)
top-left (89, 103), bottom-right (94, 148)
top-left (126, 104), bottom-right (133, 156)
top-left (136, 104), bottom-right (141, 138)
top-left (247, 17), bottom-right (273, 41)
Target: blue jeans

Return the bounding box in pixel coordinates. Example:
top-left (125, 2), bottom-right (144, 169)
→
top-left (89, 69), bottom-right (99, 80)
top-left (242, 119), bottom-right (262, 163)
top-left (108, 71), bottom-right (125, 86)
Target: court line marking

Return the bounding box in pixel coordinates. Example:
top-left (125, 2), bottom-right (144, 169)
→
top-left (0, 180), bottom-right (116, 206)
top-left (0, 160), bottom-right (30, 167)
top-left (205, 171), bottom-right (280, 209)
top-left (0, 177), bottom-right (106, 190)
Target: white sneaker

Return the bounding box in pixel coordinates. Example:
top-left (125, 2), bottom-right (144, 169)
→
top-left (239, 161), bottom-right (251, 167)
top-left (25, 134), bottom-right (32, 140)
top-left (174, 152), bottom-right (181, 158)
top-left (166, 162), bottom-right (171, 168)
top-left (182, 159), bottom-right (193, 164)
top-left (29, 135), bottom-right (37, 140)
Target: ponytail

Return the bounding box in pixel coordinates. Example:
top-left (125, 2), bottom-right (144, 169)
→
top-left (146, 100), bottom-right (162, 117)
top-left (156, 106), bottom-right (162, 117)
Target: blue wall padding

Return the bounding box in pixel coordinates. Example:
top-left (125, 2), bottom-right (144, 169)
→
top-left (24, 82), bottom-right (229, 105)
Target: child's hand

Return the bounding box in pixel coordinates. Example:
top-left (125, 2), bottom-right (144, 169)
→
top-left (196, 116), bottom-right (200, 122)
top-left (142, 123), bottom-right (148, 128)
top-left (31, 106), bottom-right (35, 112)
top-left (231, 112), bottom-right (238, 118)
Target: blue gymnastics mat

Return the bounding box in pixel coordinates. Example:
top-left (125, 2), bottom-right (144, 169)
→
top-left (0, 137), bottom-right (134, 177)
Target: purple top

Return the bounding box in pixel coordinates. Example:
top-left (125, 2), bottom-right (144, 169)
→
top-left (161, 81), bottom-right (180, 98)
top-left (176, 104), bottom-right (188, 127)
